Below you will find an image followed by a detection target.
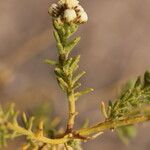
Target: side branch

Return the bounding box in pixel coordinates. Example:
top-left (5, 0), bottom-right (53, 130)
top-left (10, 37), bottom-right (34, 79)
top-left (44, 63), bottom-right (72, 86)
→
top-left (7, 122), bottom-right (69, 145)
top-left (77, 115), bottom-right (150, 136)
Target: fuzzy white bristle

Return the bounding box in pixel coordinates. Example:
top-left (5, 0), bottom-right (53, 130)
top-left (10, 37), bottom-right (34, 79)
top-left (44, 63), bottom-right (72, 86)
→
top-left (64, 9), bottom-right (77, 22)
top-left (78, 11), bottom-right (88, 23)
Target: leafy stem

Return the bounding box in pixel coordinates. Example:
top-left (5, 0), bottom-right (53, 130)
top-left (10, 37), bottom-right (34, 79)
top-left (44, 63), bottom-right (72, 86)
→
top-left (50, 20), bottom-right (93, 132)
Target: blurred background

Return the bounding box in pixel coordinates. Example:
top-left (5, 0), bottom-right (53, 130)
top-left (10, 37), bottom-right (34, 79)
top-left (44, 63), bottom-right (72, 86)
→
top-left (0, 0), bottom-right (150, 149)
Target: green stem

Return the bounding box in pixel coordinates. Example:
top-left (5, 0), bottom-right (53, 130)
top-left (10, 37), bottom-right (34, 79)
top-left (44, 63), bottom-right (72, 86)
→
top-left (67, 91), bottom-right (76, 131)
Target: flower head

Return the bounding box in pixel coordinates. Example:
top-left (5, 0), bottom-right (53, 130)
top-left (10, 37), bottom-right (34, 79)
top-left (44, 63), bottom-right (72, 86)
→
top-left (64, 9), bottom-right (77, 22)
top-left (77, 10), bottom-right (88, 23)
top-left (49, 3), bottom-right (60, 18)
top-left (49, 0), bottom-right (88, 24)
top-left (59, 0), bottom-right (79, 8)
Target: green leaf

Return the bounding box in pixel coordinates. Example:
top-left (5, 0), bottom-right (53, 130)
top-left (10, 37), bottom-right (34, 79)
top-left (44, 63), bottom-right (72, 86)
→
top-left (70, 23), bottom-right (78, 35)
top-left (100, 101), bottom-right (108, 119)
top-left (63, 58), bottom-right (73, 75)
top-left (54, 67), bottom-right (64, 77)
top-left (73, 83), bottom-right (81, 90)
top-left (57, 42), bottom-right (64, 54)
top-left (70, 55), bottom-right (80, 73)
top-left (120, 80), bottom-right (136, 100)
top-left (5, 104), bottom-right (15, 121)
top-left (53, 30), bottom-right (61, 43)
top-left (53, 20), bottom-right (62, 31)
top-left (45, 59), bottom-right (57, 65)
top-left (65, 37), bottom-right (81, 54)
top-left (22, 112), bottom-right (29, 129)
top-left (57, 77), bottom-right (68, 91)
top-left (75, 88), bottom-right (94, 100)
top-left (72, 71), bottom-right (86, 86)
top-left (12, 111), bottom-right (19, 126)
top-left (28, 117), bottom-right (35, 131)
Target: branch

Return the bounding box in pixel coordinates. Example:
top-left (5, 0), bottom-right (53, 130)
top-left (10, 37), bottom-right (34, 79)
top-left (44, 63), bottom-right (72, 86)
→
top-left (6, 123), bottom-right (69, 145)
top-left (3, 107), bottom-right (150, 145)
top-left (4, 113), bottom-right (150, 145)
top-left (77, 114), bottom-right (150, 136)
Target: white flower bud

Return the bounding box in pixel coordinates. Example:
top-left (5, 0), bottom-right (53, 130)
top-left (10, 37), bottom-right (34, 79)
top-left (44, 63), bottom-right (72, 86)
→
top-left (59, 0), bottom-right (79, 8)
top-left (78, 11), bottom-right (88, 23)
top-left (75, 4), bottom-right (84, 12)
top-left (64, 9), bottom-right (77, 22)
top-left (49, 3), bottom-right (59, 17)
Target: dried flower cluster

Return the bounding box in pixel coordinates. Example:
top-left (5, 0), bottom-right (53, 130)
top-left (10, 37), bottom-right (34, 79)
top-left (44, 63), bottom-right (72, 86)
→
top-left (49, 0), bottom-right (88, 24)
